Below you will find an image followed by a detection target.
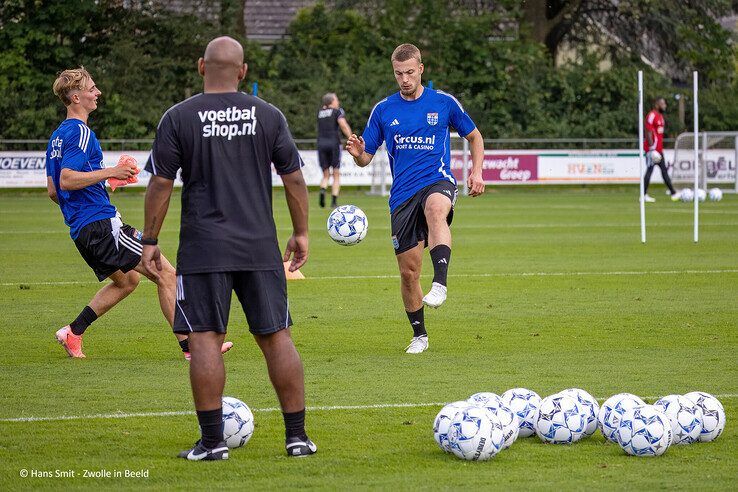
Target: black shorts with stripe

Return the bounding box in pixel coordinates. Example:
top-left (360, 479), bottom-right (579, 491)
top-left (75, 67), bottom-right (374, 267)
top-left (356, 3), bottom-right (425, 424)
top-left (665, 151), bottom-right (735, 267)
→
top-left (173, 270), bottom-right (292, 335)
top-left (74, 215), bottom-right (142, 281)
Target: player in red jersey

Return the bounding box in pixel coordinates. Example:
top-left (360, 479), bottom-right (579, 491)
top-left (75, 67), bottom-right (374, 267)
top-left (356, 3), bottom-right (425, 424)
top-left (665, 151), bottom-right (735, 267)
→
top-left (642, 97), bottom-right (679, 202)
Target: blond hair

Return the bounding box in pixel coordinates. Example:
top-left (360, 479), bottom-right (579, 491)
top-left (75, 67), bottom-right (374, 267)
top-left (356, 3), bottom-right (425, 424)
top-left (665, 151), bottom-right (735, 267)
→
top-left (52, 67), bottom-right (91, 106)
top-left (391, 44), bottom-right (422, 64)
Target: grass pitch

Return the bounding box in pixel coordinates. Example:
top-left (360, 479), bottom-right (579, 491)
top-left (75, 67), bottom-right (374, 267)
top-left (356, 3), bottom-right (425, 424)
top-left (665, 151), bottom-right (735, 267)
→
top-left (0, 186), bottom-right (736, 490)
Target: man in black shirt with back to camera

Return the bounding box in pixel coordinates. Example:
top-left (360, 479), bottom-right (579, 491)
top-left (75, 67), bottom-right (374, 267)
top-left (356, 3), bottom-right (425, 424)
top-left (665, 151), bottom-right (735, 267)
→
top-left (142, 36), bottom-right (315, 460)
top-left (317, 92), bottom-right (352, 208)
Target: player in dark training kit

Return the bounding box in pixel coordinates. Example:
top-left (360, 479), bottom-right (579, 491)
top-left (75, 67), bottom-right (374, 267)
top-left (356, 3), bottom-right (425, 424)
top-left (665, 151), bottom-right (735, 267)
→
top-left (317, 92), bottom-right (352, 207)
top-left (347, 44), bottom-right (485, 354)
top-left (142, 37), bottom-right (315, 460)
top-left (46, 67), bottom-right (232, 360)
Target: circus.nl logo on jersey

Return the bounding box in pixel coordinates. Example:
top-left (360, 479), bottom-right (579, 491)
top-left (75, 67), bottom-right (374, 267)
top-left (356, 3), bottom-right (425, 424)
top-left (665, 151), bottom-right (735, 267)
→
top-left (198, 106), bottom-right (257, 140)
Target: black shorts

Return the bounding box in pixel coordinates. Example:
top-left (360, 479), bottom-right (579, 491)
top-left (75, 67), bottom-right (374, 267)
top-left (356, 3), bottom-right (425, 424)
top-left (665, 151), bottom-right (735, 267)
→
top-left (318, 144), bottom-right (341, 170)
top-left (391, 180), bottom-right (458, 255)
top-left (74, 215), bottom-right (142, 281)
top-left (173, 270), bottom-right (292, 335)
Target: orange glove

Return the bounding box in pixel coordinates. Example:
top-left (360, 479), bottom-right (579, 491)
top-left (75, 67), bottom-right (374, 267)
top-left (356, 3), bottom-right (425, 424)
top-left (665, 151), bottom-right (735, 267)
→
top-left (108, 155), bottom-right (140, 191)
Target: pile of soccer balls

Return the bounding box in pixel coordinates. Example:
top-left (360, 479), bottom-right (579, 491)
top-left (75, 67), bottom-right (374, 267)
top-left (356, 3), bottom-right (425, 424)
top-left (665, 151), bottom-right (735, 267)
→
top-left (679, 188), bottom-right (723, 202)
top-left (433, 388), bottom-right (725, 460)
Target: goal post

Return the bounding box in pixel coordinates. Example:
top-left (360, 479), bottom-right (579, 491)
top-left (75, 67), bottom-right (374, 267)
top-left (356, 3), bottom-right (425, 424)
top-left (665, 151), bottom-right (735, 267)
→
top-left (671, 131), bottom-right (738, 193)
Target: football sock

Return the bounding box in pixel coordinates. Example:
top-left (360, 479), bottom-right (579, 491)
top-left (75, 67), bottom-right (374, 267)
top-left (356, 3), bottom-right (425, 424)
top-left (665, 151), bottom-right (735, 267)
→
top-left (70, 306), bottom-right (98, 336)
top-left (331, 195), bottom-right (338, 207)
top-left (430, 245), bottom-right (451, 286)
top-left (319, 188), bottom-right (326, 208)
top-left (406, 307), bottom-right (427, 337)
top-left (178, 338), bottom-right (190, 353)
top-left (283, 409), bottom-right (308, 440)
top-left (196, 408), bottom-right (224, 449)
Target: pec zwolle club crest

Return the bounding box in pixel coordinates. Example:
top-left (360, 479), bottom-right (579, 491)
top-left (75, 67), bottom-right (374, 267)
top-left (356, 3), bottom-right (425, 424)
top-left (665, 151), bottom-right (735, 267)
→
top-left (427, 112), bottom-right (438, 125)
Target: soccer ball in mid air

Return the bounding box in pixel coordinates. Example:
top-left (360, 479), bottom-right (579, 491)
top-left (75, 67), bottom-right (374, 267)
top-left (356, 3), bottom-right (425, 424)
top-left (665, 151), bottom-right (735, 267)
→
top-left (222, 396), bottom-right (255, 448)
top-left (327, 205), bottom-right (368, 246)
top-left (558, 388), bottom-right (600, 437)
top-left (501, 388), bottom-right (541, 438)
top-left (534, 394), bottom-right (587, 444)
top-left (684, 391), bottom-right (726, 442)
top-left (708, 188), bottom-right (723, 201)
top-left (617, 405), bottom-right (672, 457)
top-left (447, 406), bottom-right (505, 461)
top-left (598, 393), bottom-right (645, 443)
top-left (653, 395), bottom-right (703, 445)
top-left (433, 401), bottom-right (472, 453)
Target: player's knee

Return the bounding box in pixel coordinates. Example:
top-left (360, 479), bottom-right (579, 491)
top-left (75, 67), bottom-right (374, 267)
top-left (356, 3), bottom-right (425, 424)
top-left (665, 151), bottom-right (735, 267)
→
top-left (400, 264), bottom-right (421, 284)
top-left (425, 202), bottom-right (449, 222)
top-left (117, 271), bottom-right (140, 292)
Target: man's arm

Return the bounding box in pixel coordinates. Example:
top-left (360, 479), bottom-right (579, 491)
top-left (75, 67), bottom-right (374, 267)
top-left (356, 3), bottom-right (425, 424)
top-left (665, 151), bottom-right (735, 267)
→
top-left (46, 177), bottom-right (58, 204)
top-left (281, 169), bottom-right (309, 272)
top-left (338, 117), bottom-right (353, 140)
top-left (141, 175), bottom-right (175, 278)
top-left (465, 128), bottom-right (485, 197)
top-left (59, 165), bottom-right (135, 191)
top-left (346, 134), bottom-right (374, 167)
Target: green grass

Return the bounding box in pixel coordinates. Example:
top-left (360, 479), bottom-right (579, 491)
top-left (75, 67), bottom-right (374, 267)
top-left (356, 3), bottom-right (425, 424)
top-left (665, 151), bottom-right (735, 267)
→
top-left (0, 185), bottom-right (736, 490)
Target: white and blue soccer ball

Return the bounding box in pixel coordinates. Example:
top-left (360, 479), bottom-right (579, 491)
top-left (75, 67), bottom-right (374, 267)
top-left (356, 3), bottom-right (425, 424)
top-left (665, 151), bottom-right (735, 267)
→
top-left (558, 388), bottom-right (600, 437)
top-left (617, 405), bottom-right (672, 457)
top-left (708, 188), bottom-right (723, 201)
top-left (468, 392), bottom-right (503, 408)
top-left (684, 391), bottom-right (726, 442)
top-left (433, 401), bottom-right (472, 453)
top-left (696, 188), bottom-right (707, 202)
top-left (598, 393), bottom-right (645, 443)
top-left (534, 394), bottom-right (587, 444)
top-left (447, 406), bottom-right (505, 461)
top-left (654, 395), bottom-right (703, 445)
top-left (501, 388), bottom-right (542, 438)
top-left (469, 397), bottom-right (519, 450)
top-left (222, 396), bottom-right (255, 449)
top-left (680, 188), bottom-right (694, 202)
top-left (327, 205), bottom-right (368, 246)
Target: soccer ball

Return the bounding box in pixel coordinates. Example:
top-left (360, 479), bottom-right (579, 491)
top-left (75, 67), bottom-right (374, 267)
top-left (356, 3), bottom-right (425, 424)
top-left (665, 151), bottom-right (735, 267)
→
top-left (648, 150), bottom-right (663, 164)
top-left (501, 388), bottom-right (542, 438)
top-left (558, 388), bottom-right (600, 437)
top-left (468, 392), bottom-right (503, 408)
top-left (327, 205), bottom-right (368, 246)
top-left (222, 396), bottom-right (255, 449)
top-left (598, 393), bottom-right (645, 443)
top-left (684, 391), bottom-right (726, 442)
top-left (709, 188), bottom-right (723, 201)
top-left (469, 397), bottom-right (519, 450)
top-left (654, 395), bottom-right (703, 445)
top-left (534, 394), bottom-right (587, 444)
top-left (447, 406), bottom-right (505, 461)
top-left (433, 401), bottom-right (472, 453)
top-left (680, 188), bottom-right (694, 202)
top-left (696, 188), bottom-right (707, 202)
top-left (617, 405), bottom-right (672, 457)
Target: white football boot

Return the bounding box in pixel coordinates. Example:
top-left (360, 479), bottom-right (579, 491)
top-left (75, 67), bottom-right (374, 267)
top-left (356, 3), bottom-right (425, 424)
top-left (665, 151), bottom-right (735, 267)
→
top-left (405, 335), bottom-right (429, 354)
top-left (422, 282), bottom-right (447, 308)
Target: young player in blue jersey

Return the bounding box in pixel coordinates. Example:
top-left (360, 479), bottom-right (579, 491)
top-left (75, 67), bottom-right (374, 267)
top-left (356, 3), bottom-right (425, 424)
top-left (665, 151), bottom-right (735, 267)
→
top-left (346, 44), bottom-right (485, 354)
top-left (46, 67), bottom-right (233, 360)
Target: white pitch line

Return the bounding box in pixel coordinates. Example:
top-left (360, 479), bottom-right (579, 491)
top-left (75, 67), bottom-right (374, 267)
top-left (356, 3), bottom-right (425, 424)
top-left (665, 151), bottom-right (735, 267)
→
top-left (2, 396), bottom-right (736, 424)
top-left (3, 269), bottom-right (738, 287)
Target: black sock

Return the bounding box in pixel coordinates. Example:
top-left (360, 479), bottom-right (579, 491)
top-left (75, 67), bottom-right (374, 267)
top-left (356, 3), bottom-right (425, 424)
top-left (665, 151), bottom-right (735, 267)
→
top-left (331, 195), bottom-right (338, 206)
top-left (283, 409), bottom-right (307, 440)
top-left (430, 245), bottom-right (451, 286)
top-left (406, 307), bottom-right (427, 337)
top-left (319, 188), bottom-right (326, 207)
top-left (70, 306), bottom-right (98, 336)
top-left (178, 338), bottom-right (190, 353)
top-left (197, 408), bottom-right (223, 448)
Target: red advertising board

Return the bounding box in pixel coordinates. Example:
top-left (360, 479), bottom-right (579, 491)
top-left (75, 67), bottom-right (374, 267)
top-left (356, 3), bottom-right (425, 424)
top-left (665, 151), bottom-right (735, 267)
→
top-left (450, 151), bottom-right (538, 183)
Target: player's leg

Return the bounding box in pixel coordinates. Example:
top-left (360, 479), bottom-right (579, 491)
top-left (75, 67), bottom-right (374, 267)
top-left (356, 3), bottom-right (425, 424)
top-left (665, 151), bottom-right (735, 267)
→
top-left (397, 243), bottom-right (428, 354)
top-left (318, 147), bottom-right (330, 208)
top-left (176, 273), bottom-right (231, 460)
top-left (643, 153), bottom-right (656, 202)
top-left (56, 269), bottom-right (139, 358)
top-left (237, 270), bottom-right (316, 456)
top-left (422, 183), bottom-right (456, 308)
top-left (656, 160), bottom-right (679, 199)
top-left (331, 145), bottom-right (341, 207)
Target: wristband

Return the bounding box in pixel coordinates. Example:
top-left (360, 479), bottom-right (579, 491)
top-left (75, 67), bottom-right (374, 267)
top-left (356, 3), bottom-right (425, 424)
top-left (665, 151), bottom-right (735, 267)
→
top-left (141, 238), bottom-right (158, 246)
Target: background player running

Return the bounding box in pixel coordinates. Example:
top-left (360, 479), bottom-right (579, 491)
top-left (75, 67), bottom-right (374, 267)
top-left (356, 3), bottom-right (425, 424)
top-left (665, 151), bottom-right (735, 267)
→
top-left (346, 44), bottom-right (485, 354)
top-left (317, 92), bottom-right (352, 208)
top-left (46, 67), bottom-right (232, 360)
top-left (643, 97), bottom-right (680, 202)
top-left (142, 36), bottom-right (316, 460)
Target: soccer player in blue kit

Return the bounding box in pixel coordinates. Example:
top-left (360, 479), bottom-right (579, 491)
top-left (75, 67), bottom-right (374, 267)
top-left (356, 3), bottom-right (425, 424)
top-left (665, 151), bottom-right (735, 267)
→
top-left (346, 44), bottom-right (485, 354)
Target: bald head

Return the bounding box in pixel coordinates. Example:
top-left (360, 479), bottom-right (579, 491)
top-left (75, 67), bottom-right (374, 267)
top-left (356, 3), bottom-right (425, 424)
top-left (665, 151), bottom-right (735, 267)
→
top-left (199, 36), bottom-right (247, 93)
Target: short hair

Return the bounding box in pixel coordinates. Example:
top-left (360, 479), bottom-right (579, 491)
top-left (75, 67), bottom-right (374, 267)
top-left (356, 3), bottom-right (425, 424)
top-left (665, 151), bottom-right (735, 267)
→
top-left (53, 67), bottom-right (92, 106)
top-left (391, 44), bottom-right (422, 64)
top-left (653, 97), bottom-right (666, 106)
top-left (322, 93), bottom-right (337, 107)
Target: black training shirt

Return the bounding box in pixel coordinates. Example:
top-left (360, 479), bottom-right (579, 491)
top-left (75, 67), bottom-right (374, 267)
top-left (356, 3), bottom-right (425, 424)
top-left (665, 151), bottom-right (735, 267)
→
top-left (317, 107), bottom-right (345, 146)
top-left (145, 92), bottom-right (303, 274)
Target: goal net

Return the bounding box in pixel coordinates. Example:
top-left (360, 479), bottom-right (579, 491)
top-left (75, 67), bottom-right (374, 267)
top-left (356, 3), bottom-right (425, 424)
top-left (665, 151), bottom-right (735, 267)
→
top-left (672, 132), bottom-right (738, 193)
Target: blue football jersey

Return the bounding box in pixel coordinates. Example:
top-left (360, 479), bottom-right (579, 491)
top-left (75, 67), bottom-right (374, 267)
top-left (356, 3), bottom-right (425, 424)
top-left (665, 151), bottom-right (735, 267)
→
top-left (46, 119), bottom-right (116, 239)
top-left (362, 88), bottom-right (476, 212)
